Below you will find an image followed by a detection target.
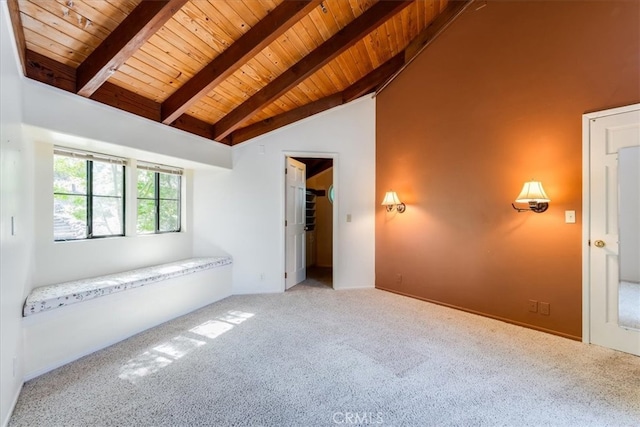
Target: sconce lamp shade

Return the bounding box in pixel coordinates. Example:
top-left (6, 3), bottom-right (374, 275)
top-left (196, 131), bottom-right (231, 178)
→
top-left (382, 190), bottom-right (406, 213)
top-left (515, 181), bottom-right (550, 203)
top-left (382, 191), bottom-right (401, 206)
top-left (512, 180), bottom-right (550, 213)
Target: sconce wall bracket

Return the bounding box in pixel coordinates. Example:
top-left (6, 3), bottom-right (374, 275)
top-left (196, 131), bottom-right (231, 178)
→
top-left (511, 202), bottom-right (549, 213)
top-left (392, 202), bottom-right (406, 213)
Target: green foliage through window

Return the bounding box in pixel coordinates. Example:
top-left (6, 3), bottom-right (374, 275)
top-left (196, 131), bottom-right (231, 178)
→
top-left (137, 169), bottom-right (181, 234)
top-left (53, 154), bottom-right (125, 240)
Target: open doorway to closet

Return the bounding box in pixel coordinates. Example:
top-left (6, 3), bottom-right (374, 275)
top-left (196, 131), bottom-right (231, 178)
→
top-left (285, 156), bottom-right (334, 289)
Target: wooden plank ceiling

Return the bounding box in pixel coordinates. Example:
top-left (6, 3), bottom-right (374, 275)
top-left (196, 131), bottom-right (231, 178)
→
top-left (8, 0), bottom-right (470, 145)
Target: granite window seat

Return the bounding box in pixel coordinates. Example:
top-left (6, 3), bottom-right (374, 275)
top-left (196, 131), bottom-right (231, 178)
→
top-left (23, 257), bottom-right (232, 317)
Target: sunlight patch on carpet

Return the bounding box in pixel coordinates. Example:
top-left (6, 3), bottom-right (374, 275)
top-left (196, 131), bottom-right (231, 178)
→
top-left (118, 310), bottom-right (254, 383)
top-left (154, 336), bottom-right (206, 359)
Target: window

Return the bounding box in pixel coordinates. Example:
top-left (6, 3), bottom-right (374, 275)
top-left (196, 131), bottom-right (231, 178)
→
top-left (53, 148), bottom-right (126, 241)
top-left (137, 163), bottom-right (182, 234)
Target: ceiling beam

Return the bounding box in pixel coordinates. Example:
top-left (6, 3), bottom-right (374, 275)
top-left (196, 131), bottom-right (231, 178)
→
top-left (229, 53), bottom-right (406, 145)
top-left (230, 94), bottom-right (344, 145)
top-left (91, 82), bottom-right (160, 121)
top-left (25, 49), bottom-right (76, 93)
top-left (376, 0), bottom-right (472, 96)
top-left (170, 114), bottom-right (220, 142)
top-left (404, 0), bottom-right (472, 64)
top-left (76, 0), bottom-right (188, 98)
top-left (25, 49), bottom-right (156, 118)
top-left (161, 0), bottom-right (323, 125)
top-left (212, 0), bottom-right (413, 141)
top-left (342, 53), bottom-right (405, 103)
top-left (6, 0), bottom-right (26, 75)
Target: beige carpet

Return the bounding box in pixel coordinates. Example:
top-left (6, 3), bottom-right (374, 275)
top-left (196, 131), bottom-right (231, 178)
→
top-left (9, 283), bottom-right (640, 426)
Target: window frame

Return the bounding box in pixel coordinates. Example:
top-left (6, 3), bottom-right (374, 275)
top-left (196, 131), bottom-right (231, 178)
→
top-left (53, 148), bottom-right (126, 241)
top-left (136, 163), bottom-right (182, 235)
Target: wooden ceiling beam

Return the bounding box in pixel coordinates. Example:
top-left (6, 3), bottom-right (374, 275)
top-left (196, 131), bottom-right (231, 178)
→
top-left (212, 0), bottom-right (414, 141)
top-left (76, 0), bottom-right (188, 98)
top-left (6, 0), bottom-right (26, 75)
top-left (404, 0), bottom-right (472, 64)
top-left (91, 82), bottom-right (160, 121)
top-left (342, 53), bottom-right (405, 103)
top-left (374, 0), bottom-right (472, 96)
top-left (228, 52), bottom-right (406, 145)
top-left (25, 49), bottom-right (159, 119)
top-left (170, 114), bottom-right (220, 142)
top-left (229, 94), bottom-right (344, 145)
top-left (161, 0), bottom-right (323, 125)
top-left (25, 49), bottom-right (76, 93)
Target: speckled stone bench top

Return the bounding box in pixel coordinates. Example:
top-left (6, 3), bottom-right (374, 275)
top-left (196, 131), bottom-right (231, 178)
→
top-left (23, 257), bottom-right (232, 317)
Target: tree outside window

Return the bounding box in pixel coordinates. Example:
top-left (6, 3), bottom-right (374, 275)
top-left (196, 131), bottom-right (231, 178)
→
top-left (53, 154), bottom-right (125, 241)
top-left (137, 169), bottom-right (181, 234)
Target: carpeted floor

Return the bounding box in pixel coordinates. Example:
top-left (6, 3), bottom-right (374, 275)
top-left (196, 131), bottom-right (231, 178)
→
top-left (303, 265), bottom-right (333, 288)
top-left (9, 283), bottom-right (640, 426)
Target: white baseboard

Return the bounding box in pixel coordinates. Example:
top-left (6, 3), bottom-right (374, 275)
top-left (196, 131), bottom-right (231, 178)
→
top-left (2, 382), bottom-right (23, 427)
top-left (334, 284), bottom-right (374, 290)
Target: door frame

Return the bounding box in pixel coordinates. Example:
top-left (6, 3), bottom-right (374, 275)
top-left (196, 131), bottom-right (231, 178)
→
top-left (581, 103), bottom-right (640, 343)
top-left (282, 151), bottom-right (338, 292)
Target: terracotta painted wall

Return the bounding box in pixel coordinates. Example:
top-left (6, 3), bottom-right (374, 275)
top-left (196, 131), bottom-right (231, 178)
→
top-left (375, 0), bottom-right (640, 339)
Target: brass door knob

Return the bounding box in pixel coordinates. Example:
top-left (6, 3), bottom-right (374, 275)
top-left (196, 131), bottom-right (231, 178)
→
top-left (594, 240), bottom-right (606, 248)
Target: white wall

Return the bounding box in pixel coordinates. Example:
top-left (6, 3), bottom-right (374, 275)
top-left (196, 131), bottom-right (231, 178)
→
top-left (23, 265), bottom-right (232, 380)
top-left (29, 140), bottom-right (194, 286)
top-left (0, 1), bottom-right (233, 421)
top-left (21, 82), bottom-right (231, 170)
top-left (193, 97), bottom-right (376, 293)
top-left (1, 2), bottom-right (374, 421)
top-left (0, 3), bottom-right (30, 425)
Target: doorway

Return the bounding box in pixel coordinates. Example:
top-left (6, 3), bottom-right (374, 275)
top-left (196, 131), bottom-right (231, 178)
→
top-left (285, 155), bottom-right (334, 290)
top-left (583, 103), bottom-right (640, 356)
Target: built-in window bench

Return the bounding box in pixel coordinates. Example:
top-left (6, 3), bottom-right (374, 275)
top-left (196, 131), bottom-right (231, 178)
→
top-left (23, 257), bottom-right (232, 316)
top-left (22, 256), bottom-right (233, 380)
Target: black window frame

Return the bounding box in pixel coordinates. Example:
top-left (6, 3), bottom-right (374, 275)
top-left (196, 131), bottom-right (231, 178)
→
top-left (53, 149), bottom-right (126, 241)
top-left (136, 166), bottom-right (182, 234)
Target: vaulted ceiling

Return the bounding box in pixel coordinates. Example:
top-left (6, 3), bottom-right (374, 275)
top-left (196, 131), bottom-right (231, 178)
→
top-left (7, 0), bottom-right (471, 145)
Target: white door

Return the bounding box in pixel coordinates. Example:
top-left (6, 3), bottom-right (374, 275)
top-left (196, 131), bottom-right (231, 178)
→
top-left (588, 106), bottom-right (640, 355)
top-left (285, 157), bottom-right (306, 289)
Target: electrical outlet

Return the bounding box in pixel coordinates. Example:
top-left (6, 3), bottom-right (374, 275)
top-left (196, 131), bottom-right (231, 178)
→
top-left (539, 302), bottom-right (550, 316)
top-left (396, 273), bottom-right (402, 284)
top-left (528, 300), bottom-right (538, 313)
top-left (13, 356), bottom-right (17, 378)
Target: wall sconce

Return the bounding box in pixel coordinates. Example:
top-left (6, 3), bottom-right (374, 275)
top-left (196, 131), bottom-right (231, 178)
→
top-left (512, 180), bottom-right (550, 213)
top-left (382, 191), bottom-right (406, 213)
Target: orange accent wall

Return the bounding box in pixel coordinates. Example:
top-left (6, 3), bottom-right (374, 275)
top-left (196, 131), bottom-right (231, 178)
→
top-left (375, 0), bottom-right (640, 339)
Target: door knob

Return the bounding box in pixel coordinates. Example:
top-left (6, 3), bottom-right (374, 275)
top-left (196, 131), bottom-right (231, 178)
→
top-left (594, 240), bottom-right (605, 248)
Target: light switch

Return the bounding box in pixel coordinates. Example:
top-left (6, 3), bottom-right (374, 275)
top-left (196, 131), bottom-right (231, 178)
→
top-left (565, 210), bottom-right (576, 224)
top-left (346, 214), bottom-right (352, 223)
